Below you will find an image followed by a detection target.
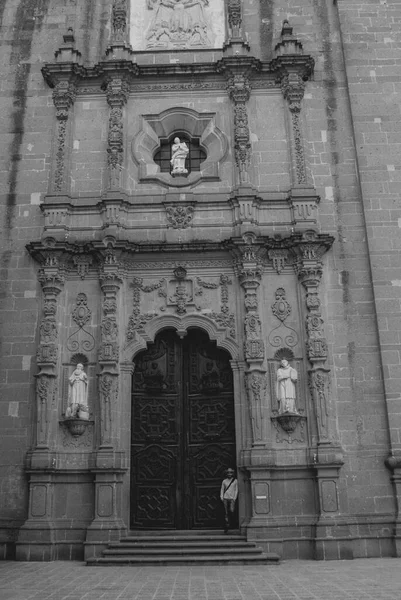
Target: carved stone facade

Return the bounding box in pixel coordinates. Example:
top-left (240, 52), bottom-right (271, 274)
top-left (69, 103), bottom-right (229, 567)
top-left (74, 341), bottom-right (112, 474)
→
top-left (1, 0), bottom-right (400, 566)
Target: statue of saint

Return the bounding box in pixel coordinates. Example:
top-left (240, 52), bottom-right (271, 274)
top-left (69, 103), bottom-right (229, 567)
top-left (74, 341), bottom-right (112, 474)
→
top-left (276, 358), bottom-right (298, 414)
top-left (170, 137), bottom-right (189, 175)
top-left (66, 363), bottom-right (88, 418)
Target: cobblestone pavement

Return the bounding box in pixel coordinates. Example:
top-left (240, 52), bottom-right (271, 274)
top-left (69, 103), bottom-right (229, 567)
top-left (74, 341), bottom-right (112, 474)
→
top-left (0, 559), bottom-right (400, 600)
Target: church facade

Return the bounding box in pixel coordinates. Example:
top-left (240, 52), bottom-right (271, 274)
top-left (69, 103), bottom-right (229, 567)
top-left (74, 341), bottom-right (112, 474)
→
top-left (1, 0), bottom-right (401, 561)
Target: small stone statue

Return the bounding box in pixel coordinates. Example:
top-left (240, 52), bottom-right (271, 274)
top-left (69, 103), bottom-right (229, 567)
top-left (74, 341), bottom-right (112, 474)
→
top-left (170, 137), bottom-right (189, 175)
top-left (66, 363), bottom-right (89, 419)
top-left (276, 358), bottom-right (298, 414)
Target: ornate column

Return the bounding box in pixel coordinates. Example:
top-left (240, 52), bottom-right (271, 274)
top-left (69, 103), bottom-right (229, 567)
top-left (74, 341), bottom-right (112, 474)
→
top-left (16, 247), bottom-right (66, 561)
top-left (98, 248), bottom-right (123, 450)
top-left (86, 243), bottom-right (127, 559)
top-left (281, 72), bottom-right (307, 187)
top-left (50, 29), bottom-right (81, 195)
top-left (292, 231), bottom-right (351, 559)
top-left (226, 73), bottom-right (252, 185)
top-left (229, 233), bottom-right (268, 447)
top-left (104, 77), bottom-right (129, 191)
top-left (35, 258), bottom-right (65, 451)
top-left (274, 20), bottom-right (319, 230)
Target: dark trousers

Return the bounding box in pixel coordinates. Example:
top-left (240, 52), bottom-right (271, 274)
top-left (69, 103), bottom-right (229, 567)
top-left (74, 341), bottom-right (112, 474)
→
top-left (223, 499), bottom-right (236, 529)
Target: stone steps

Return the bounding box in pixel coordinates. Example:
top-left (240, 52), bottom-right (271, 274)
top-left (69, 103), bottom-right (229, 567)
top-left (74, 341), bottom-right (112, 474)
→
top-left (87, 531), bottom-right (281, 566)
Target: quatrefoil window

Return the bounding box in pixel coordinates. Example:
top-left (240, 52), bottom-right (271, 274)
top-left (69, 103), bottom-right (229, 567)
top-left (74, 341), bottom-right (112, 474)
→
top-left (131, 107), bottom-right (228, 188)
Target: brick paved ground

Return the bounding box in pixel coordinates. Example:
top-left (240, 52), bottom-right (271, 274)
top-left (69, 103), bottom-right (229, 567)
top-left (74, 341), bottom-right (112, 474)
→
top-left (0, 559), bottom-right (400, 600)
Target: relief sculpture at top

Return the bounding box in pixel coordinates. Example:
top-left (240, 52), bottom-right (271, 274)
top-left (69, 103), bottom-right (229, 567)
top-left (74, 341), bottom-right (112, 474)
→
top-left (146, 0), bottom-right (211, 48)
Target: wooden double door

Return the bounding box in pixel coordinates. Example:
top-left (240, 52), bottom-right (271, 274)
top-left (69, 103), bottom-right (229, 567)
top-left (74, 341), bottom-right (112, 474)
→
top-left (130, 328), bottom-right (236, 529)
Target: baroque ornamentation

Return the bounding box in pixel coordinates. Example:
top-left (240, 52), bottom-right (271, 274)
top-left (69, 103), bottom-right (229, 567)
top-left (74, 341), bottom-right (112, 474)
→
top-left (112, 0), bottom-right (128, 43)
top-left (99, 373), bottom-right (118, 447)
top-left (268, 288), bottom-right (298, 348)
top-left (52, 81), bottom-right (76, 192)
top-left (67, 293), bottom-right (95, 353)
top-left (308, 368), bottom-right (330, 440)
top-left (291, 231), bottom-right (334, 443)
top-left (246, 370), bottom-right (267, 443)
top-left (226, 74), bottom-right (252, 182)
top-left (209, 274), bottom-right (236, 339)
top-left (268, 249), bottom-right (288, 274)
top-left (126, 277), bottom-right (166, 340)
top-left (227, 0), bottom-right (242, 36)
top-left (165, 205), bottom-right (194, 229)
top-left (281, 73), bottom-right (307, 185)
top-left (271, 414), bottom-right (305, 444)
top-left (105, 78), bottom-right (129, 190)
top-left (73, 254), bottom-right (93, 279)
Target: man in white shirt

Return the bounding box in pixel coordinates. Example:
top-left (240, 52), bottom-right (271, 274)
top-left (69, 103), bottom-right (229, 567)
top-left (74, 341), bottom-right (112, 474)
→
top-left (220, 468), bottom-right (238, 533)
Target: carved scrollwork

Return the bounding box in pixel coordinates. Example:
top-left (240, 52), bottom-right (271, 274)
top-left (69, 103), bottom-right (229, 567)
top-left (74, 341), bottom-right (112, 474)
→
top-left (165, 205), bottom-right (194, 229)
top-left (126, 277), bottom-right (165, 340)
top-left (67, 293), bottom-right (95, 353)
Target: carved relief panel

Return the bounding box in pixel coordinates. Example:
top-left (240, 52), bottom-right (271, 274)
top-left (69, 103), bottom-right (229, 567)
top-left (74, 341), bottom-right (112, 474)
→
top-left (126, 265), bottom-right (236, 343)
top-left (130, 0), bottom-right (226, 51)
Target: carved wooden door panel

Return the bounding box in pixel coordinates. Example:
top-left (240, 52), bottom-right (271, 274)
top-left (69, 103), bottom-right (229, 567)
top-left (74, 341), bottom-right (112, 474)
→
top-left (131, 328), bottom-right (236, 529)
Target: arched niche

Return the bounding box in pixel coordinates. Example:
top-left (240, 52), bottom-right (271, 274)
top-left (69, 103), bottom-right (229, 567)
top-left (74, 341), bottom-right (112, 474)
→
top-left (131, 107), bottom-right (228, 188)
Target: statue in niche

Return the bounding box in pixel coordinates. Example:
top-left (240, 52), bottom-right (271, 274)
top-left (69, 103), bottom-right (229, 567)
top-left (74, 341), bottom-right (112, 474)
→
top-left (276, 358), bottom-right (298, 414)
top-left (146, 0), bottom-right (211, 49)
top-left (170, 137), bottom-right (189, 175)
top-left (66, 363), bottom-right (89, 419)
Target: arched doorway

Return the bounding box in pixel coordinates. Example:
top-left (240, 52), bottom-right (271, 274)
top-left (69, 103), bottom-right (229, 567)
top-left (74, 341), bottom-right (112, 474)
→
top-left (130, 328), bottom-right (237, 529)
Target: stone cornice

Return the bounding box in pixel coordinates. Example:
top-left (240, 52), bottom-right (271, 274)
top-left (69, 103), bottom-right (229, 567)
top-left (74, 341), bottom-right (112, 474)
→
top-left (41, 54), bottom-right (314, 94)
top-left (27, 231), bottom-right (334, 269)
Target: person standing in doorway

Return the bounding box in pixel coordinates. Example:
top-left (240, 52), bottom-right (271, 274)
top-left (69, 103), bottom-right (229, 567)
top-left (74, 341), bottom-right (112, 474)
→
top-left (220, 468), bottom-right (238, 533)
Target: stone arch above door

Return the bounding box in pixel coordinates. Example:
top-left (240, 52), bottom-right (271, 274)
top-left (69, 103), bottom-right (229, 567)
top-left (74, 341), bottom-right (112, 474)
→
top-left (122, 313), bottom-right (240, 363)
